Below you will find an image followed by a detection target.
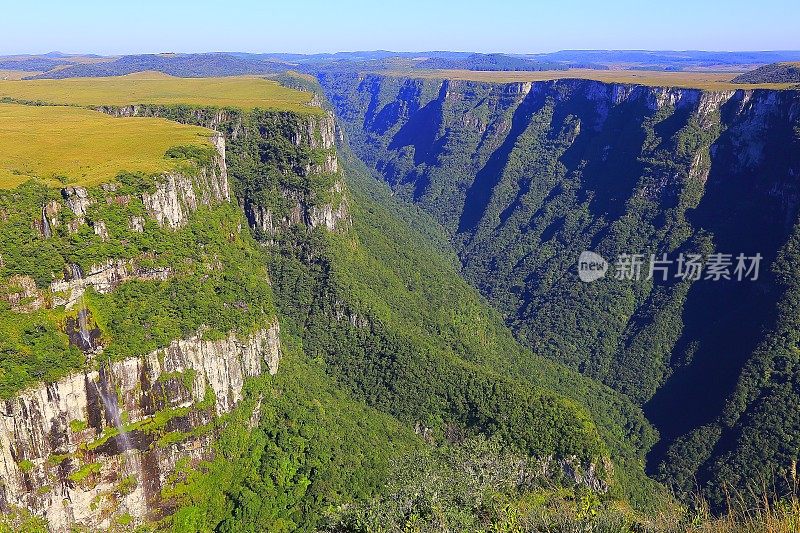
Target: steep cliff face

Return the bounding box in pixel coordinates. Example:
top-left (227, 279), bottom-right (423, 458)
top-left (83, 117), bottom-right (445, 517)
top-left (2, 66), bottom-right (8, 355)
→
top-left (0, 92), bottom-right (380, 529)
top-left (46, 260), bottom-right (171, 313)
top-left (0, 111), bottom-right (299, 529)
top-left (320, 72), bottom-right (800, 506)
top-left (96, 105), bottom-right (350, 239)
top-left (0, 325), bottom-right (280, 532)
top-left (53, 135), bottom-right (230, 235)
top-left (142, 134), bottom-right (230, 229)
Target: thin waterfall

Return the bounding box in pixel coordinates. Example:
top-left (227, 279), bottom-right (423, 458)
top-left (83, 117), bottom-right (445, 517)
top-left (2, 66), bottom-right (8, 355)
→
top-left (77, 308), bottom-right (91, 348)
top-left (69, 263), bottom-right (83, 281)
top-left (41, 205), bottom-right (52, 238)
top-left (69, 264), bottom-right (93, 350)
top-left (95, 367), bottom-right (133, 453)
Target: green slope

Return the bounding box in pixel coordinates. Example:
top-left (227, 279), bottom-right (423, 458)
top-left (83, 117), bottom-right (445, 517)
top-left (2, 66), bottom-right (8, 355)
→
top-left (0, 93), bottom-right (666, 530)
top-left (319, 71), bottom-right (800, 508)
top-left (136, 96), bottom-right (660, 507)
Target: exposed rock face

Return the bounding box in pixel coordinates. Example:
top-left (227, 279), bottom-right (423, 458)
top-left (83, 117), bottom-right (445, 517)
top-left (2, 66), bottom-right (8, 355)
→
top-left (245, 204), bottom-right (275, 238)
top-left (92, 220), bottom-right (108, 242)
top-left (239, 111), bottom-right (349, 237)
top-left (96, 104), bottom-right (348, 236)
top-left (554, 455), bottom-right (611, 494)
top-left (129, 216), bottom-right (144, 232)
top-left (309, 200), bottom-right (349, 231)
top-left (61, 187), bottom-right (92, 218)
top-left (50, 259), bottom-right (171, 309)
top-left (142, 135), bottom-right (230, 228)
top-left (1, 275), bottom-right (46, 312)
top-left (310, 180), bottom-right (350, 231)
top-left (295, 111), bottom-right (336, 150)
top-left (297, 111), bottom-right (340, 174)
top-left (244, 180), bottom-right (350, 241)
top-left (35, 201), bottom-right (60, 238)
top-left (96, 106), bottom-right (241, 137)
top-left (49, 134), bottom-right (228, 235)
top-left (0, 325), bottom-right (280, 532)
top-left (0, 103), bottom-right (326, 530)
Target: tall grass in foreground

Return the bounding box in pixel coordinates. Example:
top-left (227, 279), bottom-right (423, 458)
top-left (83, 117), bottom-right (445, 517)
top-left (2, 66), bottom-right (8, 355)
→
top-left (522, 484), bottom-right (800, 533)
top-left (4, 487), bottom-right (800, 531)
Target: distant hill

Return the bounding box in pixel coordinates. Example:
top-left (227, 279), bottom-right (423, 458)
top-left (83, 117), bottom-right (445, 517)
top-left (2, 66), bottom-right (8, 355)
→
top-left (733, 62), bottom-right (800, 83)
top-left (528, 50), bottom-right (800, 70)
top-left (31, 53), bottom-right (290, 78)
top-left (11, 50), bottom-right (800, 80)
top-left (0, 58), bottom-right (71, 71)
top-left (415, 53), bottom-right (577, 71)
top-left (28, 52), bottom-right (593, 78)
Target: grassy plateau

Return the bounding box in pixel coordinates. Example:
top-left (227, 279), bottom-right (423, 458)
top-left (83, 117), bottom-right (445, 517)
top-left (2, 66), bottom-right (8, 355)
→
top-left (0, 103), bottom-right (212, 188)
top-left (0, 71), bottom-right (320, 112)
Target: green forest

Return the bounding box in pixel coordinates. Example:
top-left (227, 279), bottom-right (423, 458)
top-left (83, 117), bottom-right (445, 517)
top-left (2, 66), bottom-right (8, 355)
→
top-left (320, 70), bottom-right (800, 515)
top-left (2, 65), bottom-right (800, 533)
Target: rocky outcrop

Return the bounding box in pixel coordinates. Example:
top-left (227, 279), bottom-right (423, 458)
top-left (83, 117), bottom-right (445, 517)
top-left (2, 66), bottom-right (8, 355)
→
top-left (97, 103), bottom-right (347, 236)
top-left (61, 187), bottom-right (92, 218)
top-left (129, 216), bottom-right (145, 232)
top-left (294, 111), bottom-right (336, 150)
top-left (96, 106), bottom-right (242, 138)
top-left (1, 276), bottom-right (46, 312)
top-left (40, 134), bottom-right (228, 236)
top-left (309, 180), bottom-right (350, 231)
top-left (296, 112), bottom-right (339, 174)
top-left (309, 200), bottom-right (349, 231)
top-left (244, 179), bottom-right (350, 241)
top-left (92, 221), bottom-right (108, 242)
top-left (50, 260), bottom-right (171, 310)
top-left (36, 201), bottom-right (60, 239)
top-left (142, 135), bottom-right (230, 228)
top-left (245, 204), bottom-right (275, 239)
top-left (0, 324), bottom-right (280, 532)
top-left (242, 111), bottom-right (350, 238)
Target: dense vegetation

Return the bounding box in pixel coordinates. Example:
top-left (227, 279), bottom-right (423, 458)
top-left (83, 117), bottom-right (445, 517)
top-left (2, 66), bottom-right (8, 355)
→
top-left (415, 53), bottom-right (569, 71)
top-left (218, 107), bottom-right (649, 476)
top-left (0, 164), bottom-right (275, 398)
top-left (121, 101), bottom-right (675, 523)
top-left (5, 67), bottom-right (800, 530)
top-left (0, 58), bottom-right (67, 72)
top-left (27, 53), bottom-right (289, 79)
top-left (320, 71), bottom-right (800, 510)
top-left (0, 95), bottom-right (661, 530)
top-left (732, 62), bottom-right (800, 84)
top-left (160, 336), bottom-right (423, 532)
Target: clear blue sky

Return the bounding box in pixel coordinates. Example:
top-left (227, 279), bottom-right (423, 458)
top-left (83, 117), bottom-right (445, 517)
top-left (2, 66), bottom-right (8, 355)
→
top-left (2, 0), bottom-right (798, 55)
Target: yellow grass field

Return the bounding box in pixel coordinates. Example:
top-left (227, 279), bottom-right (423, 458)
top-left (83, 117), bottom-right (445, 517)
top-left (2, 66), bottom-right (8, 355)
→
top-left (0, 71), bottom-right (320, 112)
top-left (0, 103), bottom-right (213, 188)
top-left (389, 68), bottom-right (797, 90)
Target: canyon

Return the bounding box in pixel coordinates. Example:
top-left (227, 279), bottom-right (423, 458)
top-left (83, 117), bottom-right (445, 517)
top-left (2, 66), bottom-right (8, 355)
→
top-left (2, 66), bottom-right (800, 529)
top-left (320, 72), bottom-right (800, 505)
